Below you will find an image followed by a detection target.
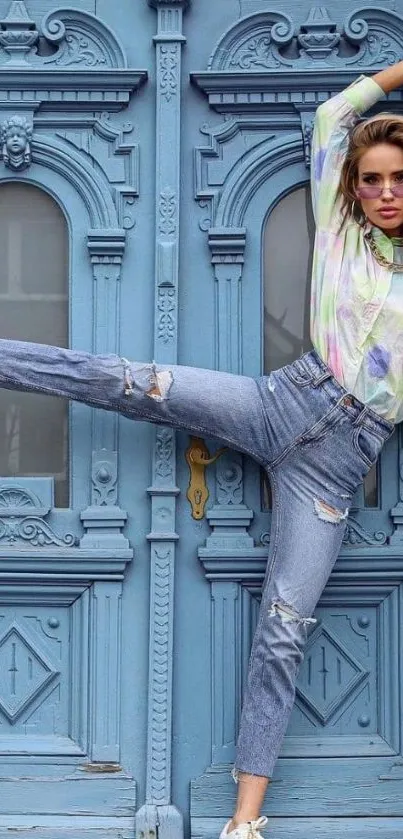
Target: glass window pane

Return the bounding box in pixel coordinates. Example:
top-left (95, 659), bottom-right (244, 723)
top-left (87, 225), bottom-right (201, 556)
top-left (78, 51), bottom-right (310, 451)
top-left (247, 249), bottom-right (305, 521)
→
top-left (0, 184), bottom-right (69, 507)
top-left (264, 185), bottom-right (314, 374)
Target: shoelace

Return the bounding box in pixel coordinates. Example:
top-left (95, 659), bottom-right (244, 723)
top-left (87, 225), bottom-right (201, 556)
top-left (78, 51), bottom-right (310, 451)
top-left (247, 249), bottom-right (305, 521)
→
top-left (248, 817), bottom-right (268, 839)
top-left (233, 816), bottom-right (268, 839)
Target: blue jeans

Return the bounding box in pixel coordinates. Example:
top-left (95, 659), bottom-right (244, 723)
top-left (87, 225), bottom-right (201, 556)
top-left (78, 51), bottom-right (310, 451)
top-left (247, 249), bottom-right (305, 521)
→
top-left (0, 339), bottom-right (394, 777)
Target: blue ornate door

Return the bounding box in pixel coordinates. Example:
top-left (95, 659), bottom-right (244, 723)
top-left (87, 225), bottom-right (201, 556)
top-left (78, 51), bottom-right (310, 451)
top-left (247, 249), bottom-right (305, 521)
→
top-left (1, 2), bottom-right (403, 839)
top-left (0, 2), bottom-right (149, 837)
top-left (173, 2), bottom-right (403, 838)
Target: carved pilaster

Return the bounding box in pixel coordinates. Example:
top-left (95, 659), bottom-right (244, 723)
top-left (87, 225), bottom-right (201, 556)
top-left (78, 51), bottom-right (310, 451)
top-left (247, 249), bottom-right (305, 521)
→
top-left (208, 227), bottom-right (246, 375)
top-left (137, 4), bottom-right (189, 839)
top-left (80, 231), bottom-right (129, 550)
top-left (90, 581), bottom-right (123, 762)
top-left (211, 582), bottom-right (239, 764)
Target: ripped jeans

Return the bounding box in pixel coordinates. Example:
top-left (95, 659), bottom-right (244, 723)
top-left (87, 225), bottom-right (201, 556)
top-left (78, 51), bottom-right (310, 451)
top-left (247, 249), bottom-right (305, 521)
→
top-left (0, 339), bottom-right (394, 778)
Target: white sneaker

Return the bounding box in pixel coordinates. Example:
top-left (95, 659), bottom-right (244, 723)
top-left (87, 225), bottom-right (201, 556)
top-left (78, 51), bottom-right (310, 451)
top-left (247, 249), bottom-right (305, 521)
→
top-left (219, 816), bottom-right (268, 839)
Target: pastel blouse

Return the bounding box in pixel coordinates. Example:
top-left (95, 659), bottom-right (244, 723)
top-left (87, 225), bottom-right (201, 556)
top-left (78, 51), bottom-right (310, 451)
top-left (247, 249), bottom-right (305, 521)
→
top-left (311, 74), bottom-right (403, 423)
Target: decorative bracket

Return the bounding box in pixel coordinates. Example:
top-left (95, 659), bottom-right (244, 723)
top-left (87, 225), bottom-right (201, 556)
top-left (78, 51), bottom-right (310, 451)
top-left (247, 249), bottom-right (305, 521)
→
top-left (0, 478), bottom-right (78, 548)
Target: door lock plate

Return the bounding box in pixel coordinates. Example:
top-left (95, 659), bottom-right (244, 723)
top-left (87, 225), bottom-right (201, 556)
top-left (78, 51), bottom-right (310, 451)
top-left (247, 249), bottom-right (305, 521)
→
top-left (185, 436), bottom-right (227, 519)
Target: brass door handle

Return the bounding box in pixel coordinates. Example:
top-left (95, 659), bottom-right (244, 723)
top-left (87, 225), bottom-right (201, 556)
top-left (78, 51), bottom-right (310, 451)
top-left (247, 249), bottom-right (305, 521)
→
top-left (185, 436), bottom-right (227, 519)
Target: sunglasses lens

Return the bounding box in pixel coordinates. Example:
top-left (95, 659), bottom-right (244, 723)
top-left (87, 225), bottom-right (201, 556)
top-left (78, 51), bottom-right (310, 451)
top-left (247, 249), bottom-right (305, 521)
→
top-left (357, 186), bottom-right (381, 198)
top-left (357, 184), bottom-right (403, 198)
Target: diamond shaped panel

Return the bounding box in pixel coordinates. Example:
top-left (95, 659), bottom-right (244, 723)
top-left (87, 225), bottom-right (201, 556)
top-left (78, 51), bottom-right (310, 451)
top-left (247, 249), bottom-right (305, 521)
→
top-left (0, 621), bottom-right (58, 723)
top-left (296, 622), bottom-right (368, 724)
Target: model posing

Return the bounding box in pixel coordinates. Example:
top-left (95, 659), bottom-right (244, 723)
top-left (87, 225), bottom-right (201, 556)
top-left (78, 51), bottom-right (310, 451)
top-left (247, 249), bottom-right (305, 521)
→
top-left (0, 60), bottom-right (403, 839)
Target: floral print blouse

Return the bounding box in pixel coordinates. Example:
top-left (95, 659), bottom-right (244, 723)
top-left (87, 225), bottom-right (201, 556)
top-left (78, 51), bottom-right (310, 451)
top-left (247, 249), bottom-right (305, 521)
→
top-left (311, 74), bottom-right (403, 423)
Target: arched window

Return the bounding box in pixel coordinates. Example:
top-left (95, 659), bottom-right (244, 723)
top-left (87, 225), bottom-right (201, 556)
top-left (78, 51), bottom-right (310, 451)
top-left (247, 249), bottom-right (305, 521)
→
top-left (0, 184), bottom-right (69, 507)
top-left (263, 184), bottom-right (377, 507)
top-left (264, 185), bottom-right (313, 373)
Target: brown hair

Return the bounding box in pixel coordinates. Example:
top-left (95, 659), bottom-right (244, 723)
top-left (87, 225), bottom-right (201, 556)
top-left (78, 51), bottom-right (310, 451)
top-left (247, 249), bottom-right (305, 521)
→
top-left (338, 113), bottom-right (403, 227)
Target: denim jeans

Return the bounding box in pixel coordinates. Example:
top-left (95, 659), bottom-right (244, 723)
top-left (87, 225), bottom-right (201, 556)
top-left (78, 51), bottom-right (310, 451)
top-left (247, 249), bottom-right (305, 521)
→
top-left (0, 339), bottom-right (394, 778)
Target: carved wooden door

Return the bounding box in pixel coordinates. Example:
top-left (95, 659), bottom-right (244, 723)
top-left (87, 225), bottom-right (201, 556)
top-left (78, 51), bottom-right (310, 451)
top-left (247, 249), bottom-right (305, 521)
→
top-left (0, 2), bottom-right (148, 837)
top-left (171, 2), bottom-right (403, 838)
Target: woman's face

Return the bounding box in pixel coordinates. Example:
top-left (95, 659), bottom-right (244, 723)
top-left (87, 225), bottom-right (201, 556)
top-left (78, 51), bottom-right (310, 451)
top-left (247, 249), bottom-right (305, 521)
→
top-left (356, 142), bottom-right (403, 237)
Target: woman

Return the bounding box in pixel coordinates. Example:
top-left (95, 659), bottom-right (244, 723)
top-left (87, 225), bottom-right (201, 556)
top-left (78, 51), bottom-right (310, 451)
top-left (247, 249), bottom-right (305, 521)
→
top-left (0, 61), bottom-right (403, 837)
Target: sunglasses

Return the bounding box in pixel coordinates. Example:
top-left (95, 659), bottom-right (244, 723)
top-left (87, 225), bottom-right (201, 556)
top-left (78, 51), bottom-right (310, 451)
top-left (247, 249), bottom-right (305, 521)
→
top-left (356, 184), bottom-right (403, 199)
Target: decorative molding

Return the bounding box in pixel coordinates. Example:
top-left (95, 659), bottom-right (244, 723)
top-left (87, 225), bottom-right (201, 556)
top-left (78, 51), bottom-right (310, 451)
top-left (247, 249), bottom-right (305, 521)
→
top-left (137, 4), bottom-right (188, 839)
top-left (155, 428), bottom-right (175, 481)
top-left (149, 0), bottom-right (190, 8)
top-left (211, 582), bottom-right (239, 764)
top-left (195, 576), bottom-right (399, 799)
top-left (157, 287), bottom-right (176, 345)
top-left (208, 228), bottom-right (246, 373)
top-left (208, 10), bottom-right (295, 71)
top-left (0, 113), bottom-right (32, 169)
top-left (159, 188), bottom-right (177, 235)
top-left (0, 4), bottom-right (147, 111)
top-left (80, 231), bottom-right (130, 550)
top-left (0, 619), bottom-right (59, 723)
top-left (58, 114), bottom-right (140, 230)
top-left (0, 1), bottom-right (38, 65)
top-left (90, 581), bottom-right (123, 761)
top-left (208, 227), bottom-right (246, 265)
top-left (300, 113), bottom-right (314, 168)
top-left (191, 7), bottom-right (403, 115)
top-left (33, 135), bottom-right (121, 228)
top-left (147, 547), bottom-right (172, 798)
top-left (195, 126), bottom-right (296, 229)
top-left (0, 478), bottom-right (131, 579)
top-left (159, 44), bottom-right (179, 101)
top-left (0, 482), bottom-right (78, 548)
top-left (90, 452), bottom-right (118, 506)
top-left (0, 69), bottom-right (146, 111)
top-left (205, 7), bottom-right (403, 73)
top-left (296, 621), bottom-right (368, 725)
top-left (0, 2), bottom-right (126, 68)
top-left (343, 516), bottom-right (387, 547)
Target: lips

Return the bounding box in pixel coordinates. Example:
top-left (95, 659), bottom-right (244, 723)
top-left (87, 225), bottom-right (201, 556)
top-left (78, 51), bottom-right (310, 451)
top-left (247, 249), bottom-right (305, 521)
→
top-left (378, 208), bottom-right (399, 217)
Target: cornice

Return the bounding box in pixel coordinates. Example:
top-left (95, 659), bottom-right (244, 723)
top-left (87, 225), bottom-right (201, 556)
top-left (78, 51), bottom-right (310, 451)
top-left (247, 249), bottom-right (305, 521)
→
top-left (191, 69), bottom-right (402, 113)
top-left (199, 548), bottom-right (403, 583)
top-left (148, 0), bottom-right (190, 8)
top-left (0, 68), bottom-right (147, 111)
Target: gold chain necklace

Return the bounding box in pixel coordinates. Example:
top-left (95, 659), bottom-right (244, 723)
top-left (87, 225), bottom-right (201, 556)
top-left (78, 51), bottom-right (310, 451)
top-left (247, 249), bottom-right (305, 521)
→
top-left (365, 231), bottom-right (403, 272)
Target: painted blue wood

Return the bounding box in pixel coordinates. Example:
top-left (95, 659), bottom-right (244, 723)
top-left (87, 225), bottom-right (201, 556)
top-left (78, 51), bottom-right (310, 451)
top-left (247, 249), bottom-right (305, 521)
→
top-left (136, 5), bottom-right (188, 839)
top-left (0, 3), bottom-right (145, 837)
top-left (0, 1), bottom-right (402, 837)
top-left (183, 3), bottom-right (403, 838)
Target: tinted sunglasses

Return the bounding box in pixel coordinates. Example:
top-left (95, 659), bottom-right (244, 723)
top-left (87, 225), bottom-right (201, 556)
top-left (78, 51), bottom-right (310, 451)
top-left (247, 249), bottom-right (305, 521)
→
top-left (356, 184), bottom-right (403, 199)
